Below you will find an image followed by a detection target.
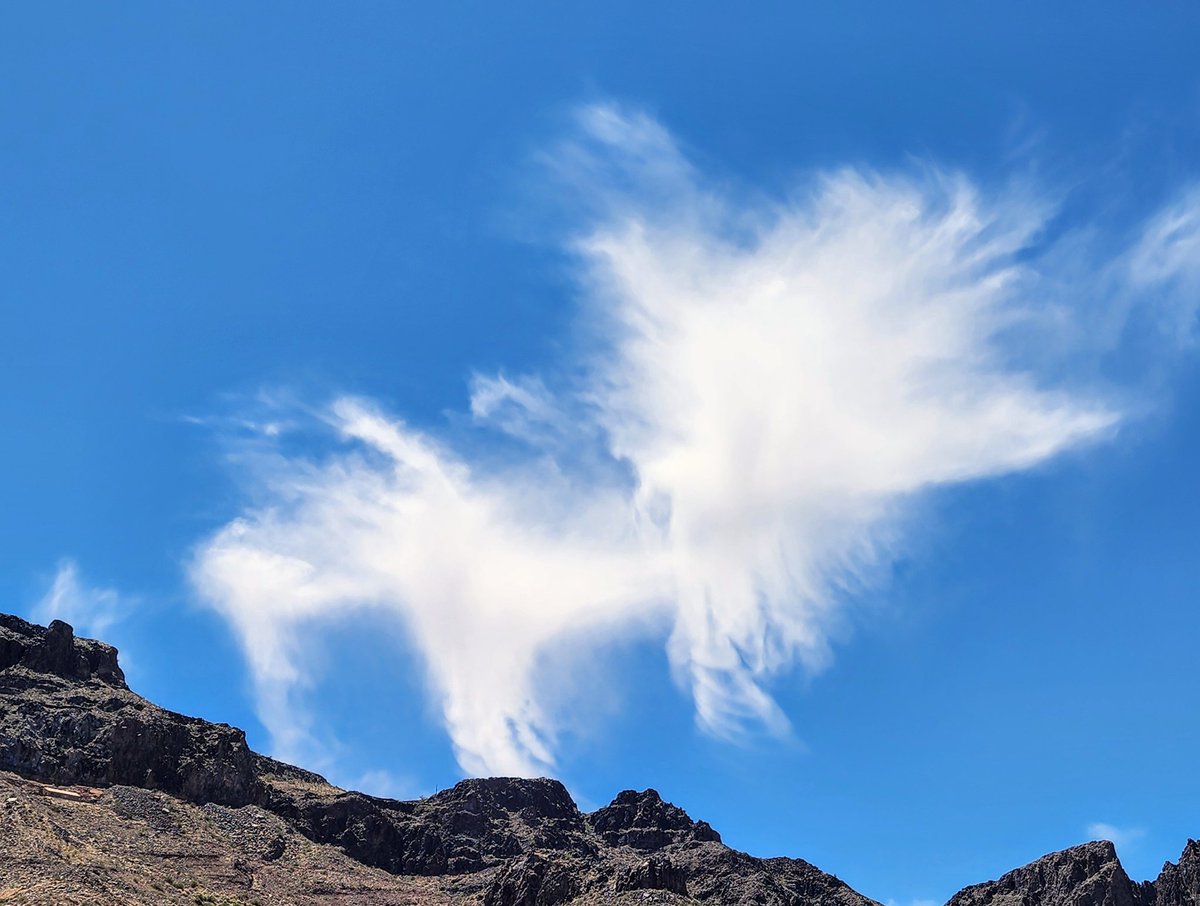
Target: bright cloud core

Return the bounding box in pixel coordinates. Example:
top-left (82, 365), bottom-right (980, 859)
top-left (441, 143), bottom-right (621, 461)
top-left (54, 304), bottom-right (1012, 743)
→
top-left (191, 104), bottom-right (1196, 777)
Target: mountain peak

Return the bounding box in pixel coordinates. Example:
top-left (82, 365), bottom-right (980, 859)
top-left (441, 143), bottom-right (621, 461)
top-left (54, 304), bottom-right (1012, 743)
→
top-left (1152, 839), bottom-right (1200, 906)
top-left (589, 786), bottom-right (722, 849)
top-left (432, 776), bottom-right (580, 821)
top-left (947, 841), bottom-right (1142, 906)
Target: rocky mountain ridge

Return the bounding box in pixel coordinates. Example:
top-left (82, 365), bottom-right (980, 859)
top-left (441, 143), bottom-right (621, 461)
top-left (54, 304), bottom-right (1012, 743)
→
top-left (947, 839), bottom-right (1200, 906)
top-left (0, 613), bottom-right (1196, 906)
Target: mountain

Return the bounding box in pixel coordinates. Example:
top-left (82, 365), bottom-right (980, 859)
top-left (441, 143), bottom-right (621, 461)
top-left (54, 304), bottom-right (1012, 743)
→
top-left (0, 614), bottom-right (1195, 906)
top-left (947, 839), bottom-right (1200, 906)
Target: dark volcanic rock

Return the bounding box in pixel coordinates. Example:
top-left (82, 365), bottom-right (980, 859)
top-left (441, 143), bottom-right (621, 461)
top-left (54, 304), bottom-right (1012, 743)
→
top-left (615, 854), bottom-right (689, 895)
top-left (426, 776), bottom-right (590, 859)
top-left (0, 615), bottom-right (883, 905)
top-left (6, 612), bottom-right (1198, 906)
top-left (946, 841), bottom-right (1142, 906)
top-left (1146, 840), bottom-right (1200, 906)
top-left (260, 775), bottom-right (595, 877)
top-left (943, 838), bottom-right (1200, 906)
top-left (0, 615), bottom-right (125, 686)
top-left (588, 787), bottom-right (721, 850)
top-left (267, 787), bottom-right (432, 874)
top-left (485, 852), bottom-right (581, 906)
top-left (676, 844), bottom-right (874, 906)
top-left (0, 614), bottom-right (257, 804)
top-left (436, 776), bottom-right (580, 822)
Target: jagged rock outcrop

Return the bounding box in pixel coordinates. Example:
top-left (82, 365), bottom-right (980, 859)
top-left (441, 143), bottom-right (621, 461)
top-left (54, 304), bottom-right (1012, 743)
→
top-left (485, 852), bottom-right (582, 906)
top-left (1151, 841), bottom-right (1200, 906)
top-left (948, 840), bottom-right (1200, 906)
top-left (947, 841), bottom-right (1142, 906)
top-left (614, 854), bottom-right (689, 895)
top-left (0, 615), bottom-right (125, 685)
top-left (0, 614), bottom-right (258, 805)
top-left (674, 844), bottom-right (877, 906)
top-left (258, 774), bottom-right (595, 877)
top-left (589, 787), bottom-right (721, 850)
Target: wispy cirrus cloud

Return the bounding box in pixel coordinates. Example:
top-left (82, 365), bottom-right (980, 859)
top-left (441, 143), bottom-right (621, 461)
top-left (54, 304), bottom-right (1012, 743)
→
top-left (191, 104), bottom-right (1194, 777)
top-left (33, 559), bottom-right (125, 641)
top-left (1087, 821), bottom-right (1147, 852)
top-left (1127, 185), bottom-right (1200, 344)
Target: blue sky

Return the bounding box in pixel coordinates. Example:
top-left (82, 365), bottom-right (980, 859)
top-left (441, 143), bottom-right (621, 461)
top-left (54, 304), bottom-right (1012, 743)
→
top-left (4, 3), bottom-right (1200, 902)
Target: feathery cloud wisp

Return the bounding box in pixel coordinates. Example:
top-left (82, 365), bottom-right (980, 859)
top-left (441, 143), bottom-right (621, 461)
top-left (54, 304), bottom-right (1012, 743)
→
top-left (1127, 186), bottom-right (1200, 344)
top-left (1086, 822), bottom-right (1147, 852)
top-left (192, 105), bottom-right (1163, 777)
top-left (34, 560), bottom-right (125, 642)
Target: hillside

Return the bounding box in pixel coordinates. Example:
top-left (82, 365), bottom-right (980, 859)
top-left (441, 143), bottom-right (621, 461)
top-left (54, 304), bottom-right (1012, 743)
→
top-left (0, 614), bottom-right (1195, 906)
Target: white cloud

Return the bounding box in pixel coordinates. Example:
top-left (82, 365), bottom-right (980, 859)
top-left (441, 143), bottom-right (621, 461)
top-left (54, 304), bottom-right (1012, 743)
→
top-left (33, 560), bottom-right (124, 641)
top-left (1127, 186), bottom-right (1200, 343)
top-left (190, 104), bottom-right (1184, 778)
top-left (194, 399), bottom-right (660, 774)
top-left (1086, 822), bottom-right (1146, 851)
top-left (469, 373), bottom-right (560, 437)
top-left (347, 768), bottom-right (421, 800)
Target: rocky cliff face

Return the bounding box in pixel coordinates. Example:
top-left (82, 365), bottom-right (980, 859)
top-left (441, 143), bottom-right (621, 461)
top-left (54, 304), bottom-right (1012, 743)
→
top-left (947, 842), bottom-right (1142, 906)
top-left (0, 613), bottom-right (1196, 906)
top-left (1152, 840), bottom-right (1200, 906)
top-left (946, 839), bottom-right (1200, 906)
top-left (0, 614), bottom-right (259, 805)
